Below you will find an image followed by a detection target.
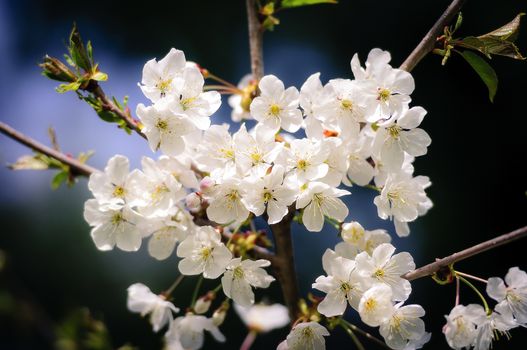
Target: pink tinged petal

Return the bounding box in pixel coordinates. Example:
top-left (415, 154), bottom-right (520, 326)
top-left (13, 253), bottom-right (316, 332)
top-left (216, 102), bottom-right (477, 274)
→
top-left (302, 202), bottom-right (324, 232)
top-left (487, 277), bottom-right (507, 302)
top-left (401, 128), bottom-right (431, 157)
top-left (397, 106), bottom-right (426, 129)
top-left (317, 290), bottom-right (347, 317)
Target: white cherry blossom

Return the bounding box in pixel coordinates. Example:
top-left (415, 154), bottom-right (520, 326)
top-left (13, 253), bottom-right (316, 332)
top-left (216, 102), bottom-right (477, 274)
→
top-left (443, 304), bottom-right (485, 350)
top-left (205, 177), bottom-right (250, 225)
top-left (84, 200), bottom-right (143, 252)
top-left (221, 258), bottom-right (275, 307)
top-left (242, 165), bottom-right (297, 224)
top-left (358, 284), bottom-right (395, 327)
top-left (136, 101), bottom-right (195, 156)
top-left (165, 313), bottom-right (225, 350)
top-left (487, 266), bottom-right (527, 324)
top-left (140, 48), bottom-right (186, 102)
top-left (296, 182), bottom-right (349, 232)
top-left (169, 65), bottom-right (221, 130)
top-left (277, 322), bottom-right (330, 350)
top-left (250, 75), bottom-right (302, 135)
top-left (312, 249), bottom-right (366, 316)
top-left (127, 283), bottom-right (179, 332)
top-left (379, 303), bottom-right (427, 350)
top-left (355, 243), bottom-right (415, 301)
top-left (234, 303), bottom-right (289, 333)
top-left (176, 225), bottom-right (232, 279)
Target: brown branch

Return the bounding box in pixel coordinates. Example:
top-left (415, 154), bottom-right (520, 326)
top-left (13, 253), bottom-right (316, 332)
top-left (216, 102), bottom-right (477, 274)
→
top-left (404, 225), bottom-right (527, 281)
top-left (220, 230), bottom-right (277, 264)
top-left (399, 0), bottom-right (467, 72)
top-left (246, 0), bottom-right (264, 80)
top-left (0, 121), bottom-right (97, 177)
top-left (270, 207), bottom-right (300, 321)
top-left (84, 81), bottom-right (147, 139)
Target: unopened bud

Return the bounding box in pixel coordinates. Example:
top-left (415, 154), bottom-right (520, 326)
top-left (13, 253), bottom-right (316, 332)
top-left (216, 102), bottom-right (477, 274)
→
top-left (212, 300), bottom-right (230, 327)
top-left (199, 176), bottom-right (215, 193)
top-left (39, 55), bottom-right (77, 82)
top-left (194, 296), bottom-right (212, 314)
top-left (185, 192), bottom-right (202, 212)
top-left (341, 221), bottom-right (365, 245)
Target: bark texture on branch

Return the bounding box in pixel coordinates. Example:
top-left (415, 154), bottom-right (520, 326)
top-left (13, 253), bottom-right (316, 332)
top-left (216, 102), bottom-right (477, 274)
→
top-left (0, 121), bottom-right (97, 177)
top-left (399, 0), bottom-right (467, 72)
top-left (404, 225), bottom-right (527, 281)
top-left (269, 207), bottom-right (300, 321)
top-left (246, 0), bottom-right (264, 81)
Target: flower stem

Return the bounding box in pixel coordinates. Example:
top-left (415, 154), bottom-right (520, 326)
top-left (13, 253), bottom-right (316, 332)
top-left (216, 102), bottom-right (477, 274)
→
top-left (206, 72), bottom-right (238, 89)
top-left (191, 275), bottom-right (204, 308)
top-left (455, 271), bottom-right (488, 284)
top-left (457, 274), bottom-right (491, 315)
top-left (340, 319), bottom-right (390, 349)
top-left (240, 330), bottom-right (258, 350)
top-left (163, 275), bottom-right (185, 297)
top-left (340, 322), bottom-right (365, 350)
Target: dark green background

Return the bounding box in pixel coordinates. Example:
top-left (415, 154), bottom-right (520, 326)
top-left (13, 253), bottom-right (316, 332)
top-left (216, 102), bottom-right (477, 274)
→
top-left (0, 0), bottom-right (526, 349)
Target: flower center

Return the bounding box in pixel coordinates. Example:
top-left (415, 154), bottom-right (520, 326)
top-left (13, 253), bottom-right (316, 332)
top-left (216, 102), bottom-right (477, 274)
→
top-left (340, 282), bottom-right (352, 293)
top-left (180, 96), bottom-right (197, 111)
top-left (378, 88), bottom-right (391, 102)
top-left (263, 191), bottom-right (273, 203)
top-left (387, 125), bottom-right (401, 139)
top-left (156, 78), bottom-right (172, 97)
top-left (269, 104), bottom-right (281, 116)
top-left (113, 185), bottom-right (126, 198)
top-left (156, 119), bottom-right (169, 130)
top-left (374, 268), bottom-right (385, 278)
top-left (364, 297), bottom-right (377, 312)
top-left (200, 247), bottom-right (212, 260)
top-left (297, 159), bottom-right (309, 170)
top-left (233, 266), bottom-right (245, 279)
top-left (111, 212), bottom-right (123, 225)
top-left (341, 99), bottom-right (353, 111)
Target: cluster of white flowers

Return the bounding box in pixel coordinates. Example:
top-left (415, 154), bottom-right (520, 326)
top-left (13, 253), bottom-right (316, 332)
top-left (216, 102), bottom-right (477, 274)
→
top-left (301, 221), bottom-right (430, 350)
top-left (443, 267), bottom-right (527, 350)
top-left (82, 47), bottom-right (436, 349)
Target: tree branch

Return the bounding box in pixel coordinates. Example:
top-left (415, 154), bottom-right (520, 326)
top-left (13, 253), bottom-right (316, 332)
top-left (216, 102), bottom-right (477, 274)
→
top-left (270, 207), bottom-right (300, 321)
top-left (399, 0), bottom-right (467, 72)
top-left (246, 0), bottom-right (264, 80)
top-left (0, 121), bottom-right (97, 177)
top-left (84, 81), bottom-right (147, 139)
top-left (404, 225), bottom-right (527, 281)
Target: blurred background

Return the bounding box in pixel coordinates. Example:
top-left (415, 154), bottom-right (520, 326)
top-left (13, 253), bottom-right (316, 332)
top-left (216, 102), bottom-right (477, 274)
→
top-left (0, 0), bottom-right (526, 349)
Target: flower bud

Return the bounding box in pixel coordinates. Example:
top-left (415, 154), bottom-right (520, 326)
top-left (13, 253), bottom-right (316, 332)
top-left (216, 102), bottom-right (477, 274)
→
top-left (199, 176), bottom-right (215, 193)
top-left (341, 221), bottom-right (365, 246)
top-left (185, 192), bottom-right (202, 212)
top-left (39, 55), bottom-right (77, 82)
top-left (194, 296), bottom-right (212, 314)
top-left (212, 300), bottom-right (230, 327)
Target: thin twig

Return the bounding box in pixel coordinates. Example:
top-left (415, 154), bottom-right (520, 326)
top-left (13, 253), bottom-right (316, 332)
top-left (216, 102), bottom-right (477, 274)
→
top-left (0, 121), bottom-right (97, 177)
top-left (162, 275), bottom-right (185, 297)
top-left (454, 271), bottom-right (488, 284)
top-left (221, 230), bottom-right (277, 264)
top-left (246, 0), bottom-right (264, 80)
top-left (399, 0), bottom-right (467, 72)
top-left (404, 225), bottom-right (527, 281)
top-left (84, 81), bottom-right (147, 139)
top-left (341, 319), bottom-right (390, 349)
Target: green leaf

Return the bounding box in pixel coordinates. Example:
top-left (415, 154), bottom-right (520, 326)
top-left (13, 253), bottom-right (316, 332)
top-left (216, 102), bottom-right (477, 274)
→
top-left (458, 50), bottom-right (498, 102)
top-left (262, 15), bottom-right (280, 31)
top-left (479, 13), bottom-right (524, 42)
top-left (281, 0), bottom-right (337, 8)
top-left (453, 12), bottom-right (463, 33)
top-left (91, 71), bottom-right (108, 81)
top-left (68, 23), bottom-right (93, 72)
top-left (456, 13), bottom-right (525, 60)
top-left (51, 171), bottom-right (69, 190)
top-left (56, 81), bottom-right (81, 93)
